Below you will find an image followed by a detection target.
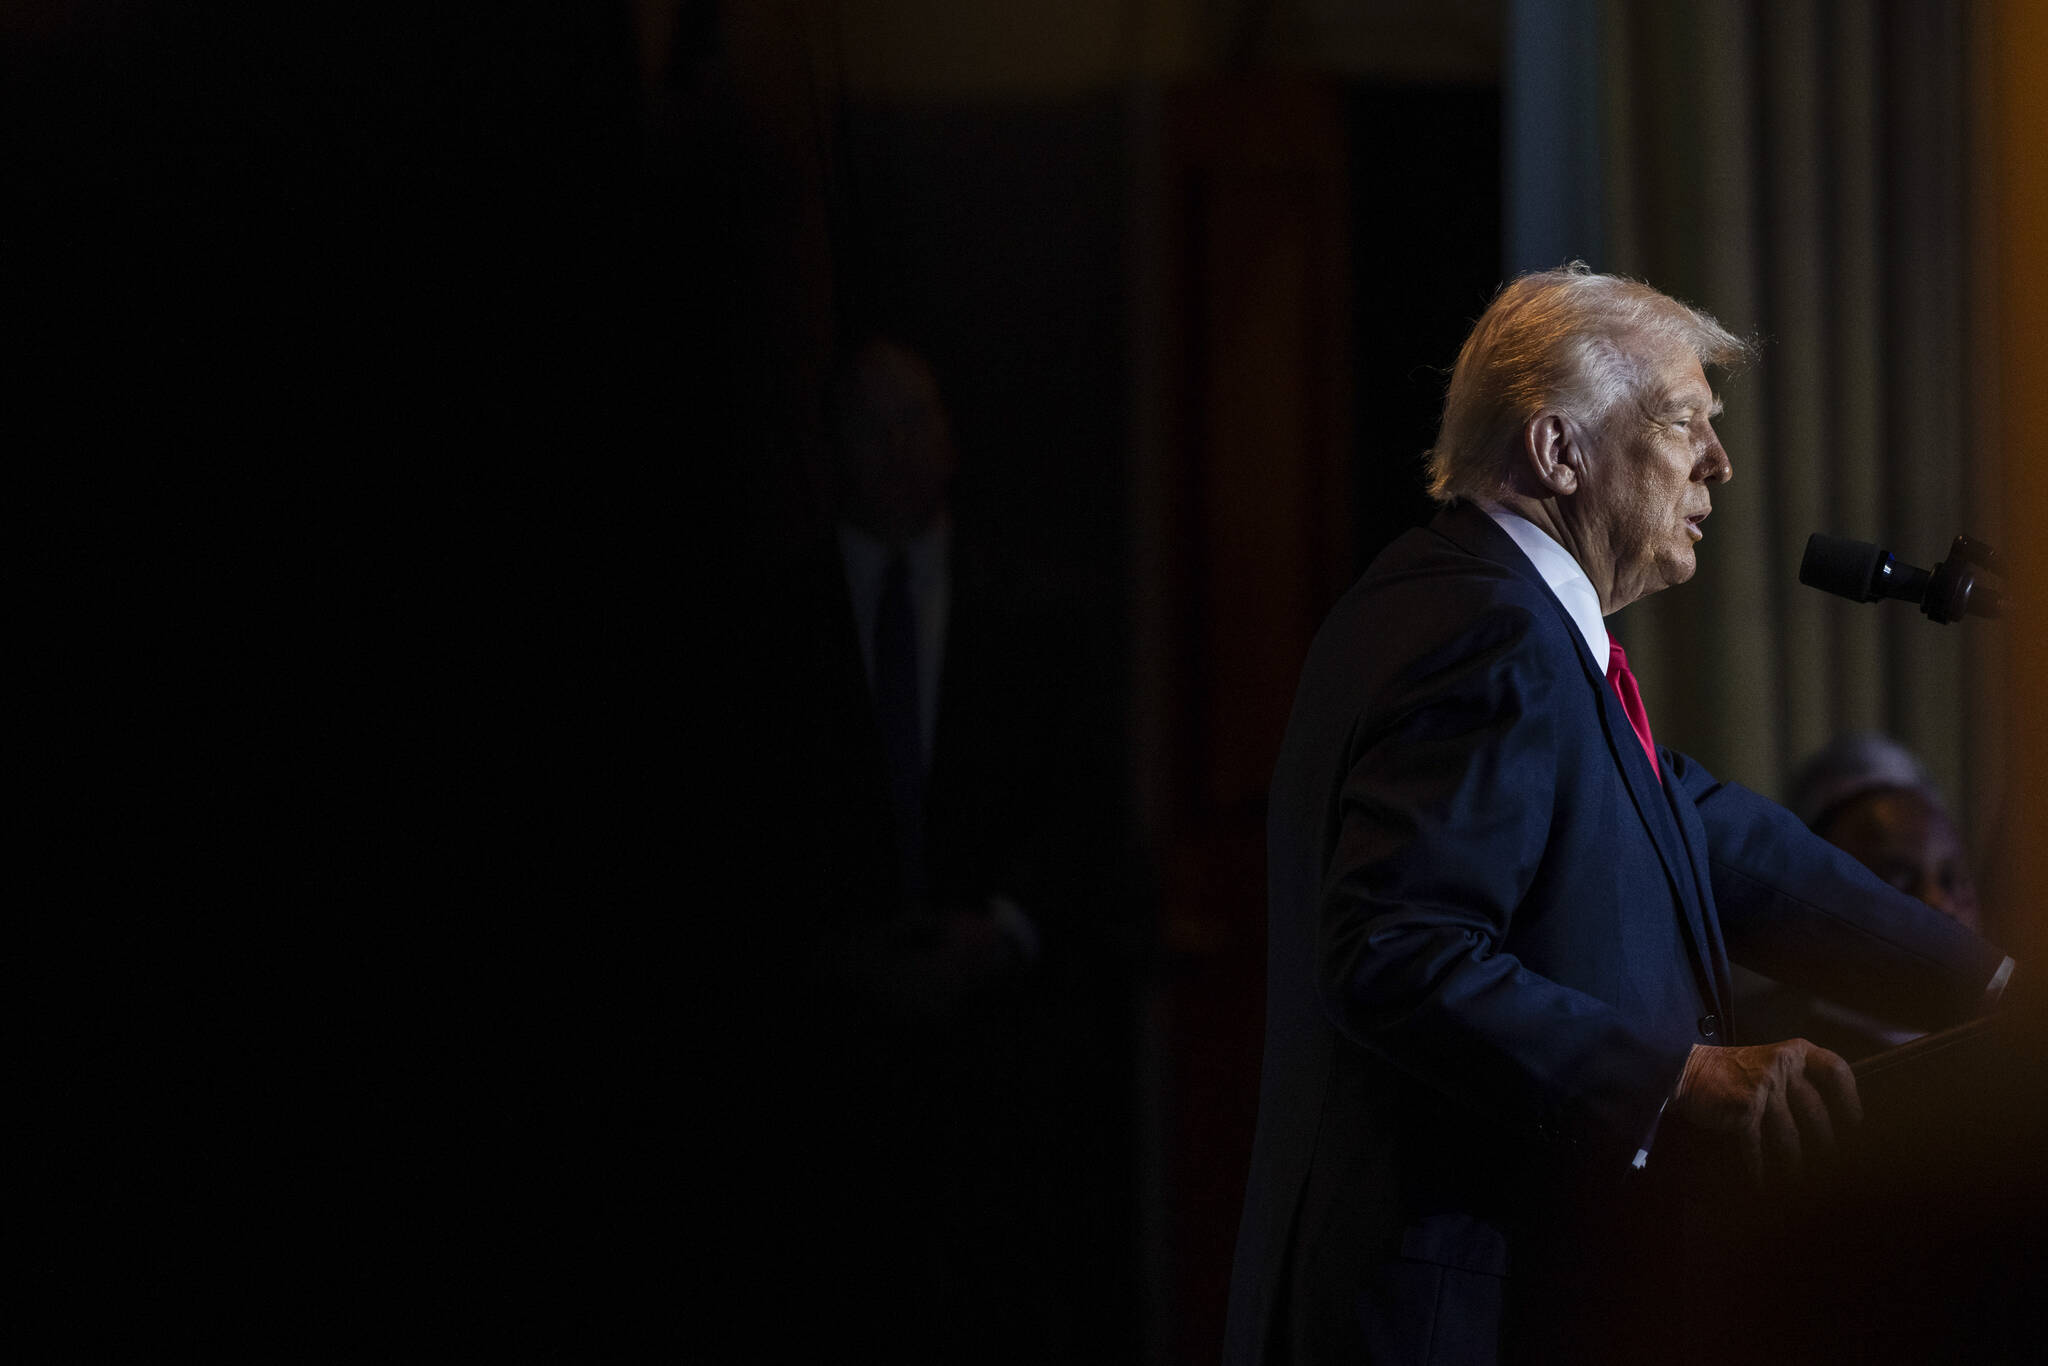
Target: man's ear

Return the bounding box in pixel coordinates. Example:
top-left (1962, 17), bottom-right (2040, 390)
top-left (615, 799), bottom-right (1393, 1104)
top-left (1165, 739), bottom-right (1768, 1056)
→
top-left (1521, 412), bottom-right (1581, 497)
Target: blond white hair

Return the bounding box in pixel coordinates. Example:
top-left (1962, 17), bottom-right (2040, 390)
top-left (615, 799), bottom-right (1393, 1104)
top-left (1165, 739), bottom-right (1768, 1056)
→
top-left (1425, 263), bottom-right (1752, 505)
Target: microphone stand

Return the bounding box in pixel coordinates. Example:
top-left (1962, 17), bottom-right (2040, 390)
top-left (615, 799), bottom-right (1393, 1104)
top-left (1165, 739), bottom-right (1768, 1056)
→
top-left (1920, 533), bottom-right (2003, 624)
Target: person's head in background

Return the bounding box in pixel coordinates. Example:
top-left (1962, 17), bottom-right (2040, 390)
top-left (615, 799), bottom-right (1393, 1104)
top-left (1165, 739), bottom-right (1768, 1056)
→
top-left (829, 336), bottom-right (957, 550)
top-left (1787, 731), bottom-right (1982, 934)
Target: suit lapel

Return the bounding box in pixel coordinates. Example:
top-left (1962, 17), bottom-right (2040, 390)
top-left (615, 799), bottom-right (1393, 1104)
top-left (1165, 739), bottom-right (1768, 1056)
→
top-left (1589, 650), bottom-right (1728, 1018)
top-left (1432, 504), bottom-right (1727, 1019)
top-left (1663, 773), bottom-right (1736, 1026)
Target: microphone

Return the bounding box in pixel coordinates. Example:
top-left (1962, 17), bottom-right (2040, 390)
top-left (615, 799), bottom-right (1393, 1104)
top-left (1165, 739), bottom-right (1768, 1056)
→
top-left (1799, 532), bottom-right (2003, 624)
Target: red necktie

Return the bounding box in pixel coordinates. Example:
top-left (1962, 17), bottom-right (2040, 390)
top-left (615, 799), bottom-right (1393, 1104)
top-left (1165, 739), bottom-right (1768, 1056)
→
top-left (1607, 641), bottom-right (1661, 784)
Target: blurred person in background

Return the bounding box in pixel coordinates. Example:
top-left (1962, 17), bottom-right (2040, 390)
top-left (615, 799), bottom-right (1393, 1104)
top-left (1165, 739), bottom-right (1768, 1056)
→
top-left (762, 335), bottom-right (1136, 1364)
top-left (1787, 731), bottom-right (1981, 934)
top-left (1735, 732), bottom-right (1987, 1059)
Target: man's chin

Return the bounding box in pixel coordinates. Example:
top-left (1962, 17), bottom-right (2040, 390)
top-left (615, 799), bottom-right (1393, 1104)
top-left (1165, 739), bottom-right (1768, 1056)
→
top-left (1653, 549), bottom-right (1698, 592)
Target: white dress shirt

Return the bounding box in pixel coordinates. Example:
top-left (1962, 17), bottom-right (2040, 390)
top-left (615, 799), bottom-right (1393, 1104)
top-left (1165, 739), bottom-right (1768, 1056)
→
top-left (834, 515), bottom-right (1038, 960)
top-left (1482, 503), bottom-right (1611, 673)
top-left (836, 515), bottom-right (952, 766)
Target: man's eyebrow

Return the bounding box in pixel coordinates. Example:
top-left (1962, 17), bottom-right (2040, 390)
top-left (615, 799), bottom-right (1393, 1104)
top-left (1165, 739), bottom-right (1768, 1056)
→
top-left (1656, 389), bottom-right (1721, 418)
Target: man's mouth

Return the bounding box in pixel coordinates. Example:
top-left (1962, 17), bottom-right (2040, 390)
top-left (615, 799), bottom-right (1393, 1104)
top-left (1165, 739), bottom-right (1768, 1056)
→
top-left (1684, 512), bottom-right (1708, 541)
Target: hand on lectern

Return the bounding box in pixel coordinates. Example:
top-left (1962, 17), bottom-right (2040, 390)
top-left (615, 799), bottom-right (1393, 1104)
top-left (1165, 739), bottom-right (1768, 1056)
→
top-left (1671, 1039), bottom-right (1863, 1186)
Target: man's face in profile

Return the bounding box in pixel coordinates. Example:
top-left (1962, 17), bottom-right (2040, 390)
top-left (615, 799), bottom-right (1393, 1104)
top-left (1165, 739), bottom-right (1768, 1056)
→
top-left (834, 341), bottom-right (957, 547)
top-left (1578, 339), bottom-right (1732, 608)
top-left (1820, 785), bottom-right (1981, 933)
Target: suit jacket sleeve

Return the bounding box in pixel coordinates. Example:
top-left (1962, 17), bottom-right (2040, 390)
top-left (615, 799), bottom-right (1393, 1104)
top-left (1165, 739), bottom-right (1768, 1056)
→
top-left (1667, 750), bottom-right (2007, 1032)
top-left (1318, 592), bottom-right (1686, 1168)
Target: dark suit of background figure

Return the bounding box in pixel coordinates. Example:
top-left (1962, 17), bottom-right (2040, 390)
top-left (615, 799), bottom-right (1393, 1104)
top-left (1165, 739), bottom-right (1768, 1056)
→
top-left (1223, 502), bottom-right (2004, 1366)
top-left (763, 343), bottom-right (1135, 1365)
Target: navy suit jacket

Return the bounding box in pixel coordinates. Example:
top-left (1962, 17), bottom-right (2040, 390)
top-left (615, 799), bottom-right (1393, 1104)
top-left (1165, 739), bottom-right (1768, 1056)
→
top-left (1223, 502), bottom-right (2004, 1365)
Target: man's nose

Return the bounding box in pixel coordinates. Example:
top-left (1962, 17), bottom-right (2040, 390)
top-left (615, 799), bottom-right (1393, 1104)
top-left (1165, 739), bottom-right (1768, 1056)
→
top-left (1699, 436), bottom-right (1732, 484)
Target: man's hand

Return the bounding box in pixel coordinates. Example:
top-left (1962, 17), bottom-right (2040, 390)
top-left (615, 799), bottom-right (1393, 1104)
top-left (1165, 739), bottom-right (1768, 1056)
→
top-left (1670, 1039), bottom-right (1863, 1186)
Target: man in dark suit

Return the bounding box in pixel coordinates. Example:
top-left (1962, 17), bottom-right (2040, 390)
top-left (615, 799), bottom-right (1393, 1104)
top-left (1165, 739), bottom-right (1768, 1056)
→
top-left (775, 337), bottom-right (1136, 1363)
top-left (1223, 265), bottom-right (2012, 1365)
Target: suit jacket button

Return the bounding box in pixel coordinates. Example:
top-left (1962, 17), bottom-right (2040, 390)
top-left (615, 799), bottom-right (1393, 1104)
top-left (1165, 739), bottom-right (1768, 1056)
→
top-left (1699, 1014), bottom-right (1721, 1038)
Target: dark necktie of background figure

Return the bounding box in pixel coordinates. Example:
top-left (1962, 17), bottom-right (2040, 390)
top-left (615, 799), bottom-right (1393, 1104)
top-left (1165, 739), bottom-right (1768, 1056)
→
top-left (1607, 640), bottom-right (1660, 784)
top-left (875, 555), bottom-right (928, 908)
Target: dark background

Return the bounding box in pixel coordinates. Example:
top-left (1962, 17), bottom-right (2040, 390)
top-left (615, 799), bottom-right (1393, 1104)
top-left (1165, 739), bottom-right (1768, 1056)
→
top-left (9, 2), bottom-right (1491, 1357)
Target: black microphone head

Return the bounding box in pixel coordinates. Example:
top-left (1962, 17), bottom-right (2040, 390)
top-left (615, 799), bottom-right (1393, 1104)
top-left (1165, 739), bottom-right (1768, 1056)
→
top-left (1800, 533), bottom-right (1888, 602)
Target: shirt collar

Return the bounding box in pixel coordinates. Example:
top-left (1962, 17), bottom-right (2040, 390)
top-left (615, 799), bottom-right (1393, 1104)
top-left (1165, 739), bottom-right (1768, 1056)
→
top-left (1480, 504), bottom-right (1611, 672)
top-left (836, 513), bottom-right (951, 593)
